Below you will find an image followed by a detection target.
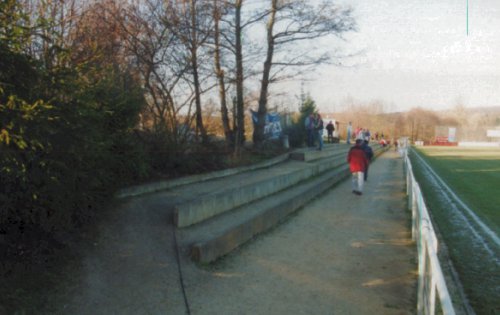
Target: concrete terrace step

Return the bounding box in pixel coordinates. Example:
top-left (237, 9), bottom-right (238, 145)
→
top-left (291, 142), bottom-right (385, 163)
top-left (178, 166), bottom-right (350, 263)
top-left (290, 143), bottom-right (348, 162)
top-left (173, 146), bottom-right (353, 228)
top-left (178, 143), bottom-right (389, 263)
top-left (115, 151), bottom-right (291, 198)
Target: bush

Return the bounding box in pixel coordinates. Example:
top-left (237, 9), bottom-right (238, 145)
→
top-left (0, 45), bottom-right (148, 270)
top-left (283, 123), bottom-right (306, 148)
top-left (282, 93), bottom-right (317, 148)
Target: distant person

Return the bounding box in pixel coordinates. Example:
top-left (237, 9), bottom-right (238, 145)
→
top-left (305, 113), bottom-right (315, 147)
top-left (315, 113), bottom-right (324, 150)
top-left (356, 128), bottom-right (365, 140)
top-left (355, 127), bottom-right (361, 139)
top-left (361, 140), bottom-right (374, 181)
top-left (364, 129), bottom-right (371, 141)
top-left (326, 121), bottom-right (335, 143)
top-left (379, 137), bottom-right (387, 147)
top-left (347, 122), bottom-right (352, 144)
top-left (347, 139), bottom-right (369, 195)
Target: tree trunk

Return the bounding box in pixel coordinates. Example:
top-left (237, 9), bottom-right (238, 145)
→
top-left (234, 0), bottom-right (245, 155)
top-left (253, 0), bottom-right (276, 148)
top-left (190, 0), bottom-right (208, 144)
top-left (213, 0), bottom-right (232, 146)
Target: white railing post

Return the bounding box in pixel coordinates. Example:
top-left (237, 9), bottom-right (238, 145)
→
top-left (429, 263), bottom-right (437, 315)
top-left (412, 184), bottom-right (418, 241)
top-left (404, 147), bottom-right (456, 315)
top-left (417, 235), bottom-right (427, 314)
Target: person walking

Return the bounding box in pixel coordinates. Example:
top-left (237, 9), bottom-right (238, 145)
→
top-left (346, 121), bottom-right (352, 144)
top-left (347, 139), bottom-right (368, 195)
top-left (326, 120), bottom-right (335, 143)
top-left (315, 113), bottom-right (324, 150)
top-left (361, 139), bottom-right (374, 181)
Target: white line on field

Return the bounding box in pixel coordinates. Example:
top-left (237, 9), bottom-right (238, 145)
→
top-left (416, 157), bottom-right (499, 263)
top-left (412, 149), bottom-right (500, 247)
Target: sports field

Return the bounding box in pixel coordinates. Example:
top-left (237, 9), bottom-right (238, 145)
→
top-left (414, 146), bottom-right (500, 234)
top-left (410, 145), bottom-right (500, 314)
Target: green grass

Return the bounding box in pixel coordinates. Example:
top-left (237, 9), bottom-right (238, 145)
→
top-left (409, 146), bottom-right (500, 315)
top-left (413, 146), bottom-right (500, 234)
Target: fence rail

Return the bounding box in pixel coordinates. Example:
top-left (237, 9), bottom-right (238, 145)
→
top-left (402, 145), bottom-right (456, 315)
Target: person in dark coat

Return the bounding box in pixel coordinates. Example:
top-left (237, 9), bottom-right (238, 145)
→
top-left (315, 113), bottom-right (324, 150)
top-left (326, 121), bottom-right (335, 143)
top-left (347, 139), bottom-right (369, 195)
top-left (361, 140), bottom-right (374, 181)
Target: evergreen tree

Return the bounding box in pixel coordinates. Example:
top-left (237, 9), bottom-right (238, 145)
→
top-left (284, 94), bottom-right (317, 147)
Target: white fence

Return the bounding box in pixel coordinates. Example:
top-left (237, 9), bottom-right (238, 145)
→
top-left (403, 148), bottom-right (456, 315)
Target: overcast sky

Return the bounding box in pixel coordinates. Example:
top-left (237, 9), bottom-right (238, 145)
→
top-left (282, 0), bottom-right (500, 113)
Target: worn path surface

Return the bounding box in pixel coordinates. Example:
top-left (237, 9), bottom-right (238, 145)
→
top-left (180, 150), bottom-right (417, 315)
top-left (13, 149), bottom-right (416, 314)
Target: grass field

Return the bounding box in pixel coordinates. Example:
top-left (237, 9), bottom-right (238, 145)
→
top-left (410, 145), bottom-right (500, 314)
top-left (413, 146), bottom-right (500, 234)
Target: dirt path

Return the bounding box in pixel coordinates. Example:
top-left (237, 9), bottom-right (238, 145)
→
top-left (178, 150), bottom-right (417, 314)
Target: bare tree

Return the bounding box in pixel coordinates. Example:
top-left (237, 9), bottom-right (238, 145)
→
top-left (212, 0), bottom-right (266, 154)
top-left (118, 0), bottom-right (196, 144)
top-left (189, 0), bottom-right (209, 143)
top-left (16, 0), bottom-right (81, 69)
top-left (233, 0), bottom-right (245, 153)
top-left (253, 0), bottom-right (356, 147)
top-left (406, 107), bottom-right (440, 142)
top-left (162, 0), bottom-right (215, 144)
top-left (210, 0), bottom-right (270, 154)
top-left (212, 0), bottom-right (233, 145)
top-left (69, 0), bottom-right (133, 70)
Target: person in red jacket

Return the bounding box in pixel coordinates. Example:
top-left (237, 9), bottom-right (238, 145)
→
top-left (347, 139), bottom-right (369, 195)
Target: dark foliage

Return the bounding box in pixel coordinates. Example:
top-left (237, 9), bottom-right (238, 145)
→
top-left (0, 15), bottom-right (147, 273)
top-left (284, 95), bottom-right (317, 148)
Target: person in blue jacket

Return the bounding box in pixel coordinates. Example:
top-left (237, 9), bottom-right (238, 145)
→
top-left (361, 139), bottom-right (374, 181)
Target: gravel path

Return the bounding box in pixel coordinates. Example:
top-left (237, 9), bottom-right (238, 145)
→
top-left (179, 150), bottom-right (417, 315)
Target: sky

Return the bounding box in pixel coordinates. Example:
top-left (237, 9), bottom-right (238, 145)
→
top-left (281, 0), bottom-right (500, 113)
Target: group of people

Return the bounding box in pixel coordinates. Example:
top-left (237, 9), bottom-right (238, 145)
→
top-left (346, 122), bottom-right (387, 145)
top-left (354, 127), bottom-right (371, 142)
top-left (304, 117), bottom-right (379, 195)
top-left (347, 138), bottom-right (373, 196)
top-left (305, 113), bottom-right (336, 150)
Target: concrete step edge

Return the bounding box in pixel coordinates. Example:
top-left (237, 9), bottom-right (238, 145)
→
top-left (174, 153), bottom-right (350, 227)
top-left (115, 151), bottom-right (291, 199)
top-left (175, 145), bottom-right (388, 228)
top-left (189, 146), bottom-right (390, 263)
top-left (189, 166), bottom-right (351, 263)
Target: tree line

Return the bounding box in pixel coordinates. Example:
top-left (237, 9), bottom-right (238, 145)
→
top-left (0, 0), bottom-right (356, 263)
